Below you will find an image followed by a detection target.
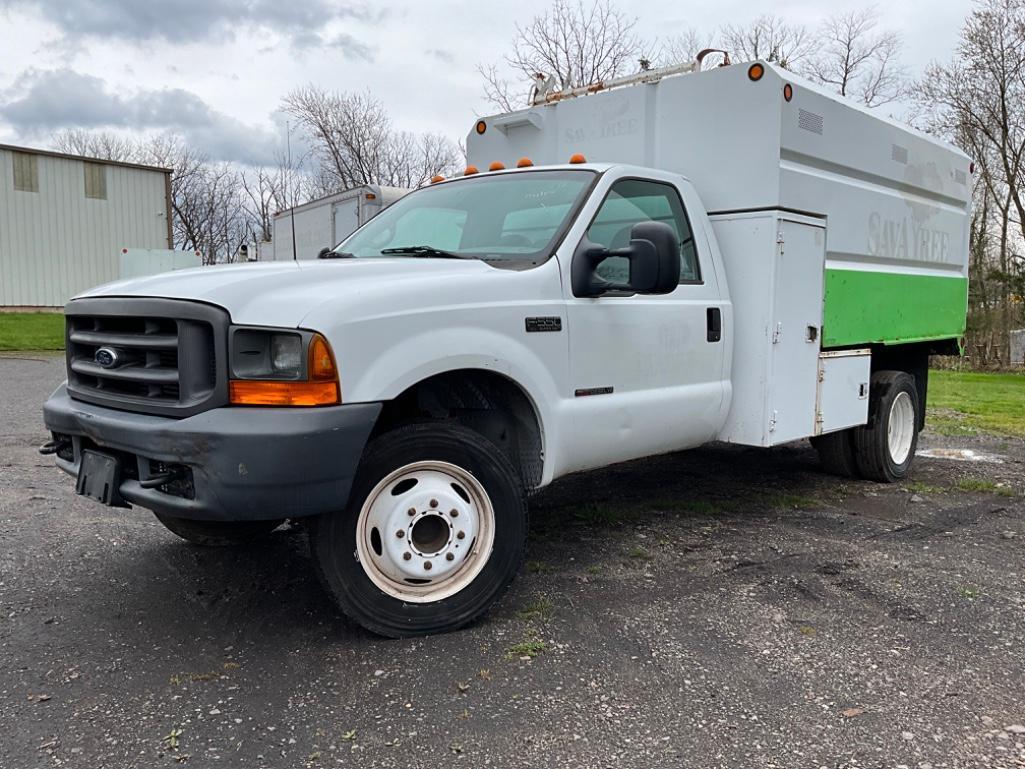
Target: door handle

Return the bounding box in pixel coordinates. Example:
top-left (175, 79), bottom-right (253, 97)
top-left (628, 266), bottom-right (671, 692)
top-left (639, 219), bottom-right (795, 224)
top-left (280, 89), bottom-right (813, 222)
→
top-left (706, 307), bottom-right (722, 343)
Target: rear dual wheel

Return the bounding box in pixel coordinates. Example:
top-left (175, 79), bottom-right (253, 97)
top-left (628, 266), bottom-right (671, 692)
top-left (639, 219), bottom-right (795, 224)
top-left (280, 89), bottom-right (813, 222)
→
top-left (813, 371), bottom-right (920, 483)
top-left (311, 423), bottom-right (526, 638)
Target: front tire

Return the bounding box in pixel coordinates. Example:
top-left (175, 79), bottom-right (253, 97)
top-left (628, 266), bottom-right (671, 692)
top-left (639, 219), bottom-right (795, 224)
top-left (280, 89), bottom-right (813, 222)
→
top-left (154, 514), bottom-right (285, 546)
top-left (853, 371), bottom-right (921, 483)
top-left (311, 422), bottom-right (527, 638)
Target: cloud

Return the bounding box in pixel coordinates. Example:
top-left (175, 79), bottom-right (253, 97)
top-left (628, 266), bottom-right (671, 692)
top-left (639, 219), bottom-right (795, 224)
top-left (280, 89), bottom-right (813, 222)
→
top-left (0, 68), bottom-right (277, 165)
top-left (426, 48), bottom-right (456, 64)
top-left (1, 0), bottom-right (384, 45)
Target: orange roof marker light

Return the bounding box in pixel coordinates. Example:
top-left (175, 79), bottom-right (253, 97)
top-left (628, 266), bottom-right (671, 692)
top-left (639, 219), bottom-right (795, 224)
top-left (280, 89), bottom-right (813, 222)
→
top-left (516, 157), bottom-right (534, 168)
top-left (464, 165), bottom-right (479, 175)
top-left (489, 161), bottom-right (506, 171)
top-left (568, 153), bottom-right (587, 164)
top-left (431, 175), bottom-right (445, 184)
top-left (748, 63), bottom-right (765, 81)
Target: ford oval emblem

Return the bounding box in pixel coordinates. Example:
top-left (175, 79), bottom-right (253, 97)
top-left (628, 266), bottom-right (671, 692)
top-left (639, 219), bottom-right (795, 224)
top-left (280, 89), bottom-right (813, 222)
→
top-left (94, 347), bottom-right (120, 368)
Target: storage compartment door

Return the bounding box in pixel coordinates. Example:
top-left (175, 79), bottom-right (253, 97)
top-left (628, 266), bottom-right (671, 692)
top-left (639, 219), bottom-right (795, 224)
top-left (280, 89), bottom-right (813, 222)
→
top-left (815, 350), bottom-right (871, 434)
top-left (766, 218), bottom-right (826, 445)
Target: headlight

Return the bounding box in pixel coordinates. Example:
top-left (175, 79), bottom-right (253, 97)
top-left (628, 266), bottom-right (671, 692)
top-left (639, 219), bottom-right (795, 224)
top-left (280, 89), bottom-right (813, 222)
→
top-left (228, 327), bottom-right (340, 406)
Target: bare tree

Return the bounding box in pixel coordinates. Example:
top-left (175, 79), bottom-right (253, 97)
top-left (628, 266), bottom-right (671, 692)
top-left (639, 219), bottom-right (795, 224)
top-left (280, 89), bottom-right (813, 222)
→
top-left (283, 86), bottom-right (460, 189)
top-left (720, 14), bottom-right (812, 68)
top-left (916, 0), bottom-right (1025, 364)
top-left (52, 129), bottom-right (139, 162)
top-left (654, 28), bottom-right (706, 68)
top-left (240, 149), bottom-right (310, 244)
top-left (805, 7), bottom-right (905, 107)
top-left (478, 0), bottom-right (642, 110)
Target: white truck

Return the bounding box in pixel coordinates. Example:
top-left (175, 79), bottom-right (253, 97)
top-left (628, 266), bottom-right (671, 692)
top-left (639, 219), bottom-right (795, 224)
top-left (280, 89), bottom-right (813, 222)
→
top-left (269, 184), bottom-right (408, 261)
top-left (42, 61), bottom-right (970, 637)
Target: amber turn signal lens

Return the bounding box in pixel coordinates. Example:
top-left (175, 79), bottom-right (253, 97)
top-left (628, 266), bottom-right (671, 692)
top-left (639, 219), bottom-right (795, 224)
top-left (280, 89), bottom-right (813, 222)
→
top-left (748, 63), bottom-right (765, 81)
top-left (229, 380), bottom-right (340, 406)
top-left (308, 333), bottom-right (337, 382)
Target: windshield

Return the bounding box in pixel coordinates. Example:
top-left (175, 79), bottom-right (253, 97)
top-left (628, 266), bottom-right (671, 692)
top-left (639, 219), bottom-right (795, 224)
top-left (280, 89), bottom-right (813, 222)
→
top-left (335, 170), bottom-right (596, 263)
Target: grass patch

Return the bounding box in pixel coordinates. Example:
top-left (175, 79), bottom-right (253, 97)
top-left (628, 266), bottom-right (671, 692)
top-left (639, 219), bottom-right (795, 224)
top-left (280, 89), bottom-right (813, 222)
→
top-left (771, 493), bottom-right (820, 510)
top-left (516, 597), bottom-right (554, 622)
top-left (626, 545), bottom-right (653, 561)
top-left (506, 637), bottom-right (546, 660)
top-left (956, 477), bottom-right (1015, 497)
top-left (653, 498), bottom-right (717, 515)
top-left (928, 370), bottom-right (1025, 438)
top-left (572, 502), bottom-right (633, 527)
top-left (904, 481), bottom-right (946, 495)
top-left (0, 312), bottom-right (64, 351)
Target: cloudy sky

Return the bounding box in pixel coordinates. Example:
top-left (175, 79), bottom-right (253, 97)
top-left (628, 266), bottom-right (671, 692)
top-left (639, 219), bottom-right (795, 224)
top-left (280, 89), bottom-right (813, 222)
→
top-left (0, 0), bottom-right (970, 167)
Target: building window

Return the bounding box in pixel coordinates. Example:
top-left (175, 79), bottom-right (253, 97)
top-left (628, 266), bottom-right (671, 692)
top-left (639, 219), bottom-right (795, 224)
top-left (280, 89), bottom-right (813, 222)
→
top-left (84, 162), bottom-right (107, 200)
top-left (12, 152), bottom-right (39, 193)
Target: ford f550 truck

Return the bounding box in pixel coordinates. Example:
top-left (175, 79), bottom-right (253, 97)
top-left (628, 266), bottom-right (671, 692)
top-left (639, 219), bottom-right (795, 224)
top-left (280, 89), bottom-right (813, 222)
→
top-left (42, 61), bottom-right (970, 637)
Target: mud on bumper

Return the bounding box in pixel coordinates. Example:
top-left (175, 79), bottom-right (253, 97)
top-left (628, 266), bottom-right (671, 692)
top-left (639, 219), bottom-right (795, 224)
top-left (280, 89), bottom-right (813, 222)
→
top-left (43, 384), bottom-right (381, 522)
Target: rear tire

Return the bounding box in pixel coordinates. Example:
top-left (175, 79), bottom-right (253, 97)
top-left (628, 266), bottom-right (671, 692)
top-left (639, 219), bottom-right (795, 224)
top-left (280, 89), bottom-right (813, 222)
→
top-left (311, 422), bottom-right (526, 638)
top-left (154, 514), bottom-right (285, 546)
top-left (853, 371), bottom-right (920, 483)
top-left (810, 429), bottom-right (860, 478)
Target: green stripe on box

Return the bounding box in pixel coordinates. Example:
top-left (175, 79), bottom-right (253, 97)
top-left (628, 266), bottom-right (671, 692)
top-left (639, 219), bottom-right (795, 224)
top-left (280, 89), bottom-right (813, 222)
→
top-left (822, 268), bottom-right (967, 348)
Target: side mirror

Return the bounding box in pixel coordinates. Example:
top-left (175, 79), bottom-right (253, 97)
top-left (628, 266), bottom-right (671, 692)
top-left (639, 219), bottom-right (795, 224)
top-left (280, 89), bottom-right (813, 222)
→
top-left (317, 247), bottom-right (332, 259)
top-left (572, 220), bottom-right (681, 298)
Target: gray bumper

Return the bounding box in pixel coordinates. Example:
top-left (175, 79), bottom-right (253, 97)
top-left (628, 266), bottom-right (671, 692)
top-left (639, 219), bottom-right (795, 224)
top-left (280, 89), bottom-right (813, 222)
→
top-left (43, 384), bottom-right (381, 522)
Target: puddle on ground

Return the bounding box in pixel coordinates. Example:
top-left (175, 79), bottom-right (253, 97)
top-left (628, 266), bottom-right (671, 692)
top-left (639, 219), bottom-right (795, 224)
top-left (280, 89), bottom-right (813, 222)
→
top-left (916, 448), bottom-right (1005, 464)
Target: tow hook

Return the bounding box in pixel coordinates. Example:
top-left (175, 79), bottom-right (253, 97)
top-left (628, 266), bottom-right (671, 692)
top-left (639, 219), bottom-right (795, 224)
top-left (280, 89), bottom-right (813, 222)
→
top-left (38, 437), bottom-right (71, 456)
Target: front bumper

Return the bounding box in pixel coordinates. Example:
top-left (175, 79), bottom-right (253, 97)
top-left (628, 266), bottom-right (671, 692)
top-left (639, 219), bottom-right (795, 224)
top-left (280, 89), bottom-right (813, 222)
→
top-left (43, 384), bottom-right (381, 521)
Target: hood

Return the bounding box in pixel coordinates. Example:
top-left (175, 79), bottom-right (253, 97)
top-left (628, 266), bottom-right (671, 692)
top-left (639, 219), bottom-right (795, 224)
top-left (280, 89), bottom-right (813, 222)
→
top-left (74, 258), bottom-right (497, 328)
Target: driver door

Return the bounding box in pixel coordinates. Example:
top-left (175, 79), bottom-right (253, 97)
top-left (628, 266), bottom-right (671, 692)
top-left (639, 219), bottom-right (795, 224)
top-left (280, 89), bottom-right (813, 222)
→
top-left (561, 176), bottom-right (727, 473)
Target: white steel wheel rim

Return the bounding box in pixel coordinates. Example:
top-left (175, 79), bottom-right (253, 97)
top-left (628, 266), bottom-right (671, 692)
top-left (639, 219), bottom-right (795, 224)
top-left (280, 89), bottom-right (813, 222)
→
top-left (355, 460), bottom-right (495, 604)
top-left (887, 391), bottom-right (915, 465)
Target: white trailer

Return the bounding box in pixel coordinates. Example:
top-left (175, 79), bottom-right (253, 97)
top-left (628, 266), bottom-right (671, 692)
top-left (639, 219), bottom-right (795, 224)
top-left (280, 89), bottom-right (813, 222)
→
top-left (269, 185), bottom-right (408, 261)
top-left (44, 61), bottom-right (971, 637)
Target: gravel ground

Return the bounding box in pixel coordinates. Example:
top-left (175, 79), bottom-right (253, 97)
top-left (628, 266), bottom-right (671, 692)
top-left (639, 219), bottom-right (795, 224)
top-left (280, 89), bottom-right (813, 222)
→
top-left (2, 354), bottom-right (1024, 769)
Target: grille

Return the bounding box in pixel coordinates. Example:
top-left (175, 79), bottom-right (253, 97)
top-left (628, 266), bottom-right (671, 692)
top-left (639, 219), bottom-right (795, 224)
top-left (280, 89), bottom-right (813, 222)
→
top-left (65, 298), bottom-right (229, 418)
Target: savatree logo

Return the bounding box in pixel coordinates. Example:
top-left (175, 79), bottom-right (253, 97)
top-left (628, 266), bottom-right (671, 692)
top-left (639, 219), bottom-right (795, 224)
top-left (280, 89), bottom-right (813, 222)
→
top-left (563, 95), bottom-right (639, 143)
top-left (867, 213), bottom-right (953, 264)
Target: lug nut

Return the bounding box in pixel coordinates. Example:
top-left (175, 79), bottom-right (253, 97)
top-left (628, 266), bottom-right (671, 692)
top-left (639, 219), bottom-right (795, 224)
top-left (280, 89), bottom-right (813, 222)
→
top-left (429, 499), bottom-right (438, 508)
top-left (456, 530), bottom-right (465, 540)
top-left (446, 553), bottom-right (455, 561)
top-left (403, 552), bottom-right (412, 561)
top-left (407, 507), bottom-right (416, 516)
top-left (396, 530), bottom-right (405, 539)
top-left (424, 561), bottom-right (432, 571)
top-left (449, 509), bottom-right (459, 518)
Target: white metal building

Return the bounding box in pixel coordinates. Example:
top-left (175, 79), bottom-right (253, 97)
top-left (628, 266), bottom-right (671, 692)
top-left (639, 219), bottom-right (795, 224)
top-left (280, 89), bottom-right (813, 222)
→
top-left (269, 185), bottom-right (408, 261)
top-left (0, 144), bottom-right (172, 308)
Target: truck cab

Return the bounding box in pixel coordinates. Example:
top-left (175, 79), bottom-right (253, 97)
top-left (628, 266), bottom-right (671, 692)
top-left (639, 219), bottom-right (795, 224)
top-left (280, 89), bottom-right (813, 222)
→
top-left (42, 61), bottom-right (970, 637)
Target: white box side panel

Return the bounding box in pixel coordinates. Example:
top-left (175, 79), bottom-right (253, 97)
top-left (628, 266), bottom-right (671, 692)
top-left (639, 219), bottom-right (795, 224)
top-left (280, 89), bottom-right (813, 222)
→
top-left (0, 149), bottom-right (168, 306)
top-left (766, 218), bottom-right (827, 445)
top-left (816, 351), bottom-right (871, 434)
top-left (711, 212), bottom-right (776, 446)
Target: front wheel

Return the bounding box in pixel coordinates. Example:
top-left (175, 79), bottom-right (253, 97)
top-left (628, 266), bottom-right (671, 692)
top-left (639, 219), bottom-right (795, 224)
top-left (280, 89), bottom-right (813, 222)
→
top-left (311, 423), bottom-right (526, 638)
top-left (853, 371), bottom-right (921, 483)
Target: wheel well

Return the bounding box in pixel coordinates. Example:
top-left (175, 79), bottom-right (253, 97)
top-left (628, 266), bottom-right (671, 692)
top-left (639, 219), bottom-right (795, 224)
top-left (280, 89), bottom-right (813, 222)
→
top-left (870, 343), bottom-right (934, 431)
top-left (373, 370), bottom-right (544, 491)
